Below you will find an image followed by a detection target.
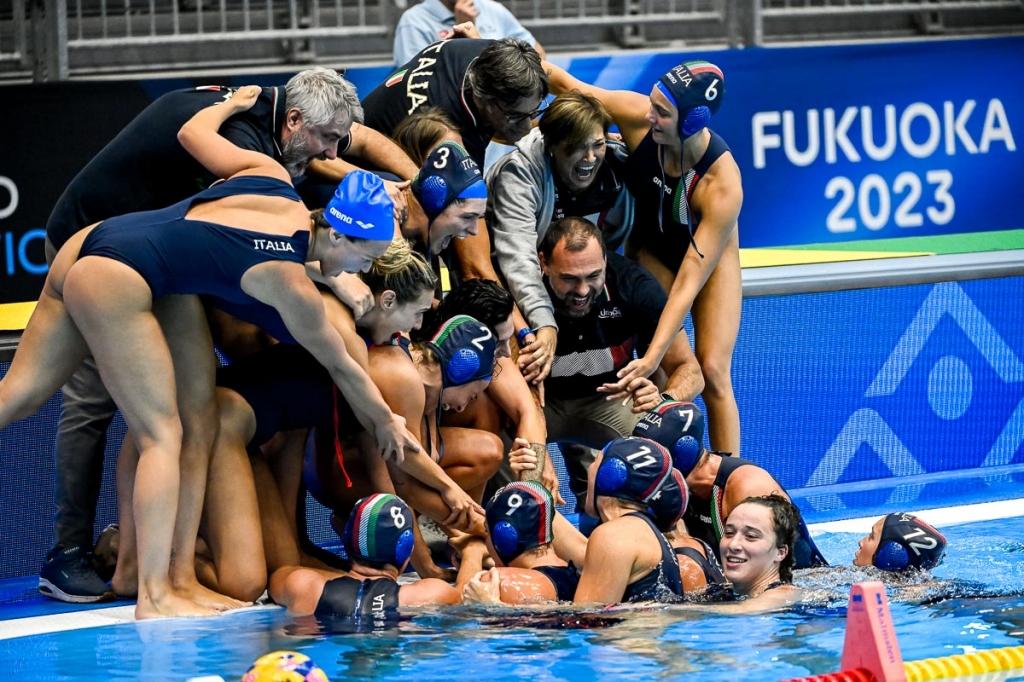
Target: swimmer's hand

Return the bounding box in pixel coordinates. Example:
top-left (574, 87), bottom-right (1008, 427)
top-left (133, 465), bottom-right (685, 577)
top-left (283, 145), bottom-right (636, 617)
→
top-left (327, 272), bottom-right (374, 319)
top-left (386, 180), bottom-right (411, 228)
top-left (462, 568), bottom-right (502, 604)
top-left (509, 439), bottom-right (539, 475)
top-left (228, 85), bottom-right (261, 111)
top-left (518, 326), bottom-right (557, 386)
top-left (441, 485), bottom-right (486, 532)
top-left (441, 21), bottom-right (482, 40)
top-left (376, 413), bottom-right (422, 463)
top-left (598, 372), bottom-right (659, 413)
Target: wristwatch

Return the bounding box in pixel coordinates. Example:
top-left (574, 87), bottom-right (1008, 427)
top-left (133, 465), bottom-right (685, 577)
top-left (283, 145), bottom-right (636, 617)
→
top-left (516, 327), bottom-right (537, 347)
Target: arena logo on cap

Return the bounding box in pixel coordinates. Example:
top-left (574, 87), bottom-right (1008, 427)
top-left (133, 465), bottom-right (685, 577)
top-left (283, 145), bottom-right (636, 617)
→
top-left (329, 205), bottom-right (352, 224)
top-left (355, 220), bottom-right (375, 230)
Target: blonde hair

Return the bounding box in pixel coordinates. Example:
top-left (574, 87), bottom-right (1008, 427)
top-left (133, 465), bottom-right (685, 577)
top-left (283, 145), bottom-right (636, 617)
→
top-left (360, 238), bottom-right (437, 303)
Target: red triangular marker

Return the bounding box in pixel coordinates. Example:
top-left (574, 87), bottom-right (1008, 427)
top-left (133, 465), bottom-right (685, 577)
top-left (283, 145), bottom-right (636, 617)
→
top-left (842, 581), bottom-right (906, 682)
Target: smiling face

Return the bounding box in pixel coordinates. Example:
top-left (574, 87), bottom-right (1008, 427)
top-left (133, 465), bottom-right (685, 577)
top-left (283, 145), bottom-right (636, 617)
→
top-left (441, 378), bottom-right (490, 413)
top-left (719, 502), bottom-right (786, 593)
top-left (367, 288), bottom-right (435, 345)
top-left (550, 124), bottom-right (607, 195)
top-left (281, 111), bottom-right (351, 177)
top-left (482, 94), bottom-right (545, 144)
top-left (854, 517), bottom-right (886, 567)
top-left (645, 86), bottom-right (680, 147)
top-left (540, 236), bottom-right (606, 319)
top-left (428, 198), bottom-right (486, 255)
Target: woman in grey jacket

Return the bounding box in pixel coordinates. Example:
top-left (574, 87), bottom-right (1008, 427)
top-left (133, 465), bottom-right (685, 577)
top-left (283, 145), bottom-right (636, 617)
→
top-left (486, 92), bottom-right (634, 385)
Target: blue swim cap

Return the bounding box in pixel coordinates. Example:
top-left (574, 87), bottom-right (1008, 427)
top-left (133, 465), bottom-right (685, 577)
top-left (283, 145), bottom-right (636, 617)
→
top-left (325, 170), bottom-right (396, 242)
top-left (632, 401), bottom-right (706, 476)
top-left (426, 315), bottom-right (496, 387)
top-left (486, 481), bottom-right (554, 565)
top-left (338, 494), bottom-right (415, 567)
top-left (647, 468), bottom-right (689, 533)
top-left (411, 141), bottom-right (487, 224)
top-left (656, 61), bottom-right (725, 141)
top-left (595, 437), bottom-right (673, 505)
top-left (874, 513), bottom-right (947, 571)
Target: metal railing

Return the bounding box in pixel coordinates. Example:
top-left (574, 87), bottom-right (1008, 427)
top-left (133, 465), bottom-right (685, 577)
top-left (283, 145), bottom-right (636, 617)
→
top-left (0, 0), bottom-right (1020, 80)
top-left (0, 0), bottom-right (28, 68)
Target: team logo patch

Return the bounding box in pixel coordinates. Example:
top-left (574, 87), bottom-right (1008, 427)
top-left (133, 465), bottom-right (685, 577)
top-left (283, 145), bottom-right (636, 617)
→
top-left (385, 69), bottom-right (407, 87)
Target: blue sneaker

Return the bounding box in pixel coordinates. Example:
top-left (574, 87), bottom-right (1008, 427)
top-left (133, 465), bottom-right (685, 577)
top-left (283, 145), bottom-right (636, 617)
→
top-left (39, 546), bottom-right (115, 603)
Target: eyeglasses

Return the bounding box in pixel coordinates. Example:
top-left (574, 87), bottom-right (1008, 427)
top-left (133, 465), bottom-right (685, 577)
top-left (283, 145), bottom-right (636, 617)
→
top-left (497, 102), bottom-right (546, 126)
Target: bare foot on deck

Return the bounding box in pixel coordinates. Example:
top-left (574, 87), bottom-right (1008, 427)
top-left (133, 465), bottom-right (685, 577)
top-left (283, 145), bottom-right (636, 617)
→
top-left (135, 591), bottom-right (219, 620)
top-left (173, 578), bottom-right (250, 612)
top-left (111, 562), bottom-right (138, 599)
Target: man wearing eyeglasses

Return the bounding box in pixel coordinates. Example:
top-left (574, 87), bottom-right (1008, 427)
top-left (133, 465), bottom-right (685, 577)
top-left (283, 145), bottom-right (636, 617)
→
top-left (362, 37), bottom-right (549, 166)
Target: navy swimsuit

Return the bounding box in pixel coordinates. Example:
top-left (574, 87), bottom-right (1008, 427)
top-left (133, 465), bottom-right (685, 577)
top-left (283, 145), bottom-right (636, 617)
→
top-left (78, 175), bottom-right (308, 303)
top-left (620, 513), bottom-right (684, 603)
top-left (623, 130), bottom-right (731, 272)
top-left (534, 564), bottom-right (581, 602)
top-left (315, 576), bottom-right (401, 628)
top-left (675, 537), bottom-right (726, 586)
top-left (683, 456), bottom-right (828, 570)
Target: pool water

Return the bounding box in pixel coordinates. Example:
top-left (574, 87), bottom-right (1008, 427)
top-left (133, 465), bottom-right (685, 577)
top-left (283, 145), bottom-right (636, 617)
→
top-left (1, 516), bottom-right (1022, 681)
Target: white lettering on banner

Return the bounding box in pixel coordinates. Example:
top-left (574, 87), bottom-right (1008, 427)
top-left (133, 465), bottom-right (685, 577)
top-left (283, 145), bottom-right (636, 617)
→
top-left (752, 99), bottom-right (1015, 169)
top-left (0, 176), bottom-right (17, 220)
top-left (826, 170), bottom-right (954, 233)
top-left (751, 98), bottom-right (1015, 235)
top-left (862, 105), bottom-right (897, 161)
top-left (825, 108), bottom-right (860, 164)
top-left (783, 110), bottom-right (819, 167)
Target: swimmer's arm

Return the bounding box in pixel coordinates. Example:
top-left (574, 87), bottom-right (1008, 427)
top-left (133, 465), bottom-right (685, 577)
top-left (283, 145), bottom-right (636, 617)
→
top-left (552, 512), bottom-right (588, 567)
top-left (722, 468), bottom-right (785, 518)
top-left (619, 162), bottom-right (743, 383)
top-left (402, 537), bottom-right (488, 605)
top-left (177, 85), bottom-right (290, 183)
top-left (572, 524), bottom-right (634, 605)
top-left (369, 349), bottom-right (483, 524)
top-left (678, 585), bottom-right (800, 615)
top-left (540, 61), bottom-right (651, 149)
top-left (268, 566), bottom-right (328, 615)
top-left (341, 122), bottom-right (419, 181)
top-left (245, 264), bottom-right (420, 459)
top-left (451, 219), bottom-right (499, 282)
top-left (320, 291), bottom-right (370, 370)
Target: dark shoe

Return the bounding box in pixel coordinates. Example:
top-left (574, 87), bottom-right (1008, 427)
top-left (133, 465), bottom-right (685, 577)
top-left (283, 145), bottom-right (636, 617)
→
top-left (39, 546), bottom-right (115, 603)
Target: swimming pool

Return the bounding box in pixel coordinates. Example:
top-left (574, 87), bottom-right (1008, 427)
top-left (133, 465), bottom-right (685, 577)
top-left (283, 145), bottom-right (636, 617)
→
top-left (1, 515), bottom-right (1021, 681)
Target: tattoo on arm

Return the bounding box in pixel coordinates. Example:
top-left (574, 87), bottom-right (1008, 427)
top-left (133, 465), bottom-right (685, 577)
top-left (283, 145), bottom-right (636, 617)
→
top-left (523, 442), bottom-right (548, 482)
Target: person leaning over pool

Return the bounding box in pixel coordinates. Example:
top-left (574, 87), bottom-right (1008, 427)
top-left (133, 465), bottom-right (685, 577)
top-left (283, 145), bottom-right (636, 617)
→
top-left (0, 87), bottom-right (419, 619)
top-left (573, 437), bottom-right (684, 605)
top-left (542, 58), bottom-right (742, 459)
top-left (486, 91), bottom-right (635, 388)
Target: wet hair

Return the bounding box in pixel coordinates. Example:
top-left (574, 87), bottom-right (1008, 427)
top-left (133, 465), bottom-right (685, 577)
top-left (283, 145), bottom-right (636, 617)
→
top-left (539, 91), bottom-right (614, 153)
top-left (286, 66), bottom-right (364, 127)
top-left (539, 216), bottom-right (607, 260)
top-left (467, 38), bottom-right (549, 108)
top-left (392, 107), bottom-right (462, 166)
top-left (734, 494), bottom-right (800, 584)
top-left (414, 279), bottom-right (513, 342)
top-left (360, 238), bottom-right (437, 303)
